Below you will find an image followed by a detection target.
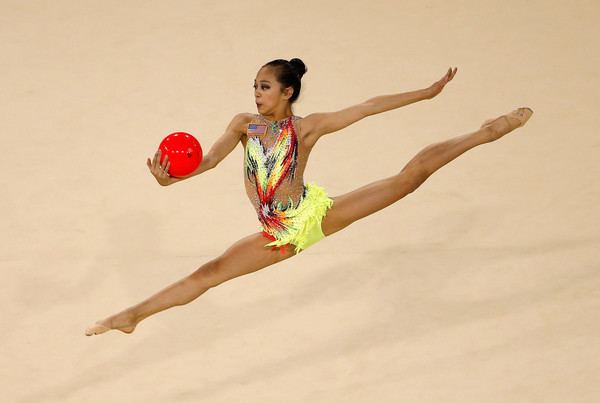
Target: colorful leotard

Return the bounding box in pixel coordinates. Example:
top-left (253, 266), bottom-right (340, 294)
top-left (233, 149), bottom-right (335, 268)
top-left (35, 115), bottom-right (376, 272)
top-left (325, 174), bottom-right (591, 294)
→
top-left (243, 114), bottom-right (333, 254)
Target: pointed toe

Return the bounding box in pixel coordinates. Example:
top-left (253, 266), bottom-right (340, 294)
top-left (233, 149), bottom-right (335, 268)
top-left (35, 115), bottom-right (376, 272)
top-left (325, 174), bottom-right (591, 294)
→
top-left (85, 322), bottom-right (111, 336)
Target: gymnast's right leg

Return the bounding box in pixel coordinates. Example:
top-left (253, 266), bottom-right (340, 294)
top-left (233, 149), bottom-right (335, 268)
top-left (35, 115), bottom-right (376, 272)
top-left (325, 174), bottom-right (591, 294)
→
top-left (85, 232), bottom-right (297, 336)
top-left (321, 107), bottom-right (534, 236)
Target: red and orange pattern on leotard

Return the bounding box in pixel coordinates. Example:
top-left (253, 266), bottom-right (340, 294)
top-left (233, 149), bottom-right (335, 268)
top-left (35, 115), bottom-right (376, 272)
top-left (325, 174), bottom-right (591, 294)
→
top-left (244, 116), bottom-right (304, 240)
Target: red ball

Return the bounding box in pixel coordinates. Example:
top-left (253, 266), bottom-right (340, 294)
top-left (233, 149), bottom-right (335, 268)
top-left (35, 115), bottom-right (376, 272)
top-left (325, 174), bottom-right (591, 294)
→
top-left (159, 132), bottom-right (203, 177)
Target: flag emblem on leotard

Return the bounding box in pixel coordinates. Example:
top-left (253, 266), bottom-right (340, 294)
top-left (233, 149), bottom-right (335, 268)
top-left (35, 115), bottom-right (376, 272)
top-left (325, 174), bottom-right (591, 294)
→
top-left (248, 124), bottom-right (267, 135)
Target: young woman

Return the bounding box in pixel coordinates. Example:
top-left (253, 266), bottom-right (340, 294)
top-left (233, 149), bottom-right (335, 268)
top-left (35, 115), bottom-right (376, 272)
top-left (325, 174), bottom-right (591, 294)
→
top-left (85, 58), bottom-right (532, 336)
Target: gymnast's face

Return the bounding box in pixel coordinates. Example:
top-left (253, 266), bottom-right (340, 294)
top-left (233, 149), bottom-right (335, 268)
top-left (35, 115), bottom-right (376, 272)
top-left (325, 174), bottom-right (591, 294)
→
top-left (253, 67), bottom-right (293, 114)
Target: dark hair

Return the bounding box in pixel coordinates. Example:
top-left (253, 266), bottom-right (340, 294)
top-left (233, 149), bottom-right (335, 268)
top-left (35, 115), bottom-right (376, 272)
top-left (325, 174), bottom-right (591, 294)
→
top-left (262, 58), bottom-right (307, 104)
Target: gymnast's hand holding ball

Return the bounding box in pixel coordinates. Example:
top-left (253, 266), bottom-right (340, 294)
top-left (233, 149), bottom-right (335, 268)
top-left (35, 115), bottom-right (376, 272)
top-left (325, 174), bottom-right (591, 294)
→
top-left (146, 132), bottom-right (203, 186)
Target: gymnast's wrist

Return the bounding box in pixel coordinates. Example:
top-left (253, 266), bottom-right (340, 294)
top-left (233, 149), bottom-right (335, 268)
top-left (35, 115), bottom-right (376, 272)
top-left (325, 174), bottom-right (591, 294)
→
top-left (422, 86), bottom-right (436, 100)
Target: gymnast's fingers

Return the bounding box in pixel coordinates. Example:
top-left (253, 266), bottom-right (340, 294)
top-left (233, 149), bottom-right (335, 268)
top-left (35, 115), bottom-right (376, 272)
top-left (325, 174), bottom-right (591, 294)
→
top-left (450, 67), bottom-right (457, 80)
top-left (162, 153), bottom-right (169, 170)
top-left (153, 149), bottom-right (161, 171)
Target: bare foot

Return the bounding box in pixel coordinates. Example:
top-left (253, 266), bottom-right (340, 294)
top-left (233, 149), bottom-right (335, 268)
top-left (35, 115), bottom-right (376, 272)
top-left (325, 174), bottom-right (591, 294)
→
top-left (85, 310), bottom-right (138, 336)
top-left (480, 107), bottom-right (533, 142)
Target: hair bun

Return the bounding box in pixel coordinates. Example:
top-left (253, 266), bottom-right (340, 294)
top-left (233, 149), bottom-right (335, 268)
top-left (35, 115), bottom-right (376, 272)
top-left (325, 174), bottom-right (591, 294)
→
top-left (289, 58), bottom-right (307, 79)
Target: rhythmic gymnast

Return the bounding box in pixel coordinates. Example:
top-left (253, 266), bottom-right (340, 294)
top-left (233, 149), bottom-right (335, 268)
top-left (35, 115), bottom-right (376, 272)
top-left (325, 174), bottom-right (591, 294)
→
top-left (85, 58), bottom-right (533, 336)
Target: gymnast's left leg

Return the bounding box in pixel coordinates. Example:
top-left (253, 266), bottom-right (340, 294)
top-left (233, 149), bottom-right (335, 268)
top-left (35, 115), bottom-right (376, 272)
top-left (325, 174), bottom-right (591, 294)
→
top-left (85, 232), bottom-right (297, 336)
top-left (321, 107), bottom-right (533, 236)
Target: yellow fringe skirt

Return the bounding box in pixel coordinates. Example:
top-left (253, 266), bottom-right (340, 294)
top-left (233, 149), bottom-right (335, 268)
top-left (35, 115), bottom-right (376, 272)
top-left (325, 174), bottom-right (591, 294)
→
top-left (260, 182), bottom-right (334, 254)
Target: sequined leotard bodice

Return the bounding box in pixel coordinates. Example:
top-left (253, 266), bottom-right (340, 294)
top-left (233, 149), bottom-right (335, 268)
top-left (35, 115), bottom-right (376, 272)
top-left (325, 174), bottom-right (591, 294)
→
top-left (242, 113), bottom-right (311, 235)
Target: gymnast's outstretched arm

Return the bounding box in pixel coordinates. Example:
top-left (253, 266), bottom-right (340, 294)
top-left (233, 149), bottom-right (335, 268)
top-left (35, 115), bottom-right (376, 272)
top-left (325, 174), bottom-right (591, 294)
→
top-left (300, 67), bottom-right (457, 147)
top-left (147, 112), bottom-right (250, 186)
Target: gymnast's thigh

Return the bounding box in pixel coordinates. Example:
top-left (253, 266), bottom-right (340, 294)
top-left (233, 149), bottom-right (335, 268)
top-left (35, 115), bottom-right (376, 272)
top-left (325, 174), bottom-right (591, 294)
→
top-left (321, 175), bottom-right (405, 237)
top-left (206, 232), bottom-right (298, 287)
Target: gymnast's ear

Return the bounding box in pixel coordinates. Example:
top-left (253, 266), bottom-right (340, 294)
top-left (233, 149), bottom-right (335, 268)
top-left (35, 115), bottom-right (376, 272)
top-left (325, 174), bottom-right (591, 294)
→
top-left (282, 85), bottom-right (294, 101)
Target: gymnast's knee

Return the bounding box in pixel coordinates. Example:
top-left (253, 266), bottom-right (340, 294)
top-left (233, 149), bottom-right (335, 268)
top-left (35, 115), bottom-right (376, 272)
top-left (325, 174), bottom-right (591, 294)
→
top-left (190, 258), bottom-right (223, 288)
top-left (396, 164), bottom-right (430, 194)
